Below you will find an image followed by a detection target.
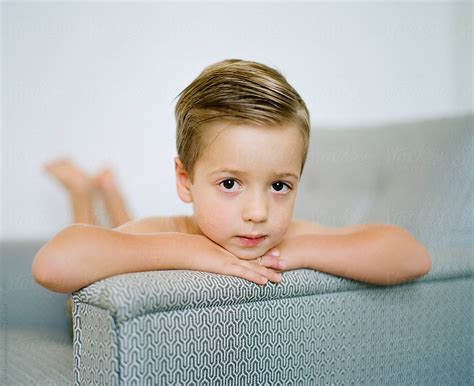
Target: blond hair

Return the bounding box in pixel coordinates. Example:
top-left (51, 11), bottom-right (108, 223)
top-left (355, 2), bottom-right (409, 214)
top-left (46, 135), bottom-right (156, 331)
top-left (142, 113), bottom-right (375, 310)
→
top-left (175, 59), bottom-right (310, 181)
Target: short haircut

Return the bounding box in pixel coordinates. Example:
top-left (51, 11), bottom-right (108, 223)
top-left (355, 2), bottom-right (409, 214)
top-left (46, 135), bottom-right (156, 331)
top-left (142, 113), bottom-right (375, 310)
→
top-left (175, 59), bottom-right (310, 181)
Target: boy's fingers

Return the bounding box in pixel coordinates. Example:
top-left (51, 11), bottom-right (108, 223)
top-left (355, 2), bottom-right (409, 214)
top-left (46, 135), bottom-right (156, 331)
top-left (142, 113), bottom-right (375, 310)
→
top-left (228, 262), bottom-right (282, 285)
top-left (264, 248), bottom-right (280, 257)
top-left (240, 261), bottom-right (282, 283)
top-left (228, 263), bottom-right (268, 285)
top-left (256, 255), bottom-right (286, 271)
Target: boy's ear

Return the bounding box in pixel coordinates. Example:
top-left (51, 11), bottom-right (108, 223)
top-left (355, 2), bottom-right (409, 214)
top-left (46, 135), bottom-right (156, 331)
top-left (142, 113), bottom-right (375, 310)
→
top-left (174, 156), bottom-right (193, 203)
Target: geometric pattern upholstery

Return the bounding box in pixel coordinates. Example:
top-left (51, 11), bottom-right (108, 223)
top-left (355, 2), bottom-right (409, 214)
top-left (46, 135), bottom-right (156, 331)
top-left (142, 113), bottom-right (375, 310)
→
top-left (72, 267), bottom-right (473, 384)
top-left (73, 303), bottom-right (119, 384)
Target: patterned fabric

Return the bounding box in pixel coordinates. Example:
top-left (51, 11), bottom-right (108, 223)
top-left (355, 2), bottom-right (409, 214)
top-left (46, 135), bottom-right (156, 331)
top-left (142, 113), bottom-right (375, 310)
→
top-left (73, 269), bottom-right (371, 323)
top-left (73, 303), bottom-right (119, 385)
top-left (72, 269), bottom-right (473, 384)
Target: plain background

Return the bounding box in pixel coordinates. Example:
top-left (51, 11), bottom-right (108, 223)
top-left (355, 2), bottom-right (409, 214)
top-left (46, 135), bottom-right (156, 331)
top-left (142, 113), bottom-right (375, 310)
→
top-left (1, 1), bottom-right (472, 240)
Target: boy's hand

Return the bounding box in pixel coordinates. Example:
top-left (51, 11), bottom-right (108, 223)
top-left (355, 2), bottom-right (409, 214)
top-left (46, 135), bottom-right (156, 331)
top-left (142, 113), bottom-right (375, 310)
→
top-left (251, 238), bottom-right (308, 272)
top-left (252, 247), bottom-right (287, 271)
top-left (186, 235), bottom-right (284, 285)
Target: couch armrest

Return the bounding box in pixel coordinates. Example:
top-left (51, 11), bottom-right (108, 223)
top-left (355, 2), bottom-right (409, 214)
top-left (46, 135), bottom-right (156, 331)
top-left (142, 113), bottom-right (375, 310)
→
top-left (72, 269), bottom-right (369, 322)
top-left (72, 262), bottom-right (472, 384)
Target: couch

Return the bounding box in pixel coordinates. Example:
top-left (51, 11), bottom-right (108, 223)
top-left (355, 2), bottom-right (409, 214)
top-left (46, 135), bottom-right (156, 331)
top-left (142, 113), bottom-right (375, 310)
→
top-left (1, 240), bottom-right (73, 384)
top-left (2, 115), bottom-right (472, 384)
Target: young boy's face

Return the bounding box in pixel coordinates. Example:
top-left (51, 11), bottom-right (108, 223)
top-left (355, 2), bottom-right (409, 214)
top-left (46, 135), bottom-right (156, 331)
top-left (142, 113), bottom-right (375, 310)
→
top-left (176, 121), bottom-right (304, 260)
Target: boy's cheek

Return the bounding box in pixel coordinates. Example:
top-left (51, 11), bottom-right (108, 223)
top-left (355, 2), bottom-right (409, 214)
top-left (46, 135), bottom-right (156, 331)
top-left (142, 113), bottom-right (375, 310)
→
top-left (272, 213), bottom-right (293, 240)
top-left (194, 207), bottom-right (234, 239)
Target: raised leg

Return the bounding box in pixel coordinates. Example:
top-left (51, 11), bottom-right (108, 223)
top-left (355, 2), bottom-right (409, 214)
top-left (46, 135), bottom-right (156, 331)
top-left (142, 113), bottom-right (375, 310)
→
top-left (43, 158), bottom-right (97, 225)
top-left (93, 167), bottom-right (132, 227)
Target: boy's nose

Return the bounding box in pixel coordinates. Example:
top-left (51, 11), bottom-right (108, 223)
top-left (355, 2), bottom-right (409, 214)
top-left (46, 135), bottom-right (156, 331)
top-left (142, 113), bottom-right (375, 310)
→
top-left (242, 192), bottom-right (268, 223)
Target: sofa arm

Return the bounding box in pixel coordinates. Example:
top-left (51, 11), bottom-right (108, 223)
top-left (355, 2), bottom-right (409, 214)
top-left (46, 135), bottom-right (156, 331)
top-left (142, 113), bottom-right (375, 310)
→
top-left (72, 264), bottom-right (472, 385)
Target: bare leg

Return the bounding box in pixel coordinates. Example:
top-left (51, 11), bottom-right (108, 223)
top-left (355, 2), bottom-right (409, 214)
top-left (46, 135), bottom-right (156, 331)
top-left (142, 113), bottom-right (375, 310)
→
top-left (44, 157), bottom-right (97, 340)
top-left (43, 158), bottom-right (97, 225)
top-left (93, 167), bottom-right (132, 227)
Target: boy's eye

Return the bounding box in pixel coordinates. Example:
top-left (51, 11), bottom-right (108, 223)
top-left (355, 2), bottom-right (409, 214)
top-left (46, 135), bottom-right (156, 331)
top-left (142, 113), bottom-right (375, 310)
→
top-left (218, 179), bottom-right (291, 193)
top-left (219, 179), bottom-right (240, 192)
top-left (271, 181), bottom-right (290, 192)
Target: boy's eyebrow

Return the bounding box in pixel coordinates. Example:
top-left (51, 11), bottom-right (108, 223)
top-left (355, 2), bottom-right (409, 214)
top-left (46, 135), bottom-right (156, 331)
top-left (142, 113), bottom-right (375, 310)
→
top-left (211, 169), bottom-right (299, 180)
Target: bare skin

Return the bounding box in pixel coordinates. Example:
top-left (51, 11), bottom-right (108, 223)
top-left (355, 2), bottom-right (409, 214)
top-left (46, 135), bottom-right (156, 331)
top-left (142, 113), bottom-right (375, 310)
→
top-left (93, 167), bottom-right (132, 227)
top-left (43, 157), bottom-right (134, 338)
top-left (43, 158), bottom-right (132, 227)
top-left (37, 158), bottom-right (431, 294)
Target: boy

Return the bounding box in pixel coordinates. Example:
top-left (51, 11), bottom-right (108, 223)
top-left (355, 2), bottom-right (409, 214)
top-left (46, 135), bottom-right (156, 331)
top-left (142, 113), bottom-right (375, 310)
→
top-left (32, 59), bottom-right (431, 294)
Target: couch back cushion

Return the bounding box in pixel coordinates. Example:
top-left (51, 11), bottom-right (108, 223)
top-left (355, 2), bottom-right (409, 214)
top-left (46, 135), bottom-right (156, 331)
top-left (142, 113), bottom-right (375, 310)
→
top-left (294, 115), bottom-right (473, 249)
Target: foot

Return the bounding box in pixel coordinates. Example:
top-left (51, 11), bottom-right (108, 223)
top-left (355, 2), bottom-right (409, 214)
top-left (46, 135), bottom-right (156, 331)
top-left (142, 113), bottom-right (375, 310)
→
top-left (43, 158), bottom-right (95, 195)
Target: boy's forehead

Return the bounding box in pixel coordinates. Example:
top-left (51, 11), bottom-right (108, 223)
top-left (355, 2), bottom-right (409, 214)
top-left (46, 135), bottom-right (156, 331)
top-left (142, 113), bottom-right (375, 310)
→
top-left (198, 121), bottom-right (304, 177)
top-left (201, 120), bottom-right (302, 147)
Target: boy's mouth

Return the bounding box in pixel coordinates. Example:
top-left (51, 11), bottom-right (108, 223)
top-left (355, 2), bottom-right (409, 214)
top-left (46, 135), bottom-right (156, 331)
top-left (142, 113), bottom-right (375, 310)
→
top-left (236, 235), bottom-right (267, 247)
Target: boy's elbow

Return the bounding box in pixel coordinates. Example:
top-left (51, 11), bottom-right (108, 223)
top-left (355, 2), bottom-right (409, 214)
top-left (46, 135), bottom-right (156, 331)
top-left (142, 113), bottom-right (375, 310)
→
top-left (401, 244), bottom-right (431, 283)
top-left (382, 231), bottom-right (432, 286)
top-left (417, 245), bottom-right (432, 277)
top-left (32, 252), bottom-right (46, 287)
top-left (32, 243), bottom-right (67, 293)
top-left (32, 225), bottom-right (85, 293)
top-left (396, 226), bottom-right (432, 279)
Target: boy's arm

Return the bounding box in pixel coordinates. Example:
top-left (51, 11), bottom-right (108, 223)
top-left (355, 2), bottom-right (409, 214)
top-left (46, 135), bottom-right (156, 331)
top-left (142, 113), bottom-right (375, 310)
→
top-left (32, 222), bottom-right (283, 293)
top-left (32, 224), bottom-right (192, 293)
top-left (277, 222), bottom-right (431, 285)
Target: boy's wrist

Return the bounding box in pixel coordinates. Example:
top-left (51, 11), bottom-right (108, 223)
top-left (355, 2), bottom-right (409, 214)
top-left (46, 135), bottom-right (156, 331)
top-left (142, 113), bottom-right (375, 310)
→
top-left (141, 232), bottom-right (198, 271)
top-left (273, 236), bottom-right (311, 271)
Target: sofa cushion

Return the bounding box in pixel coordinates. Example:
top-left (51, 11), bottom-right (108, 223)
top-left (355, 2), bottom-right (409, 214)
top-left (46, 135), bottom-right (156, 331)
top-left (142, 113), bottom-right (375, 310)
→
top-left (2, 326), bottom-right (73, 384)
top-left (295, 115), bottom-right (473, 251)
top-left (1, 240), bottom-right (71, 332)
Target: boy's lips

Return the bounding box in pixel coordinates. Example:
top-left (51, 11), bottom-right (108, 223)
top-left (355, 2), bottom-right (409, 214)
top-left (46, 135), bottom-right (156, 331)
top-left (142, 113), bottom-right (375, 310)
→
top-left (236, 235), bottom-right (267, 247)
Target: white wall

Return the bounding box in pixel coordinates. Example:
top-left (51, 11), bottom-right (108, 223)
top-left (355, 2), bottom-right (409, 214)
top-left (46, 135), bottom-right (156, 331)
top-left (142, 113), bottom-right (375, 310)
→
top-left (2, 1), bottom-right (472, 240)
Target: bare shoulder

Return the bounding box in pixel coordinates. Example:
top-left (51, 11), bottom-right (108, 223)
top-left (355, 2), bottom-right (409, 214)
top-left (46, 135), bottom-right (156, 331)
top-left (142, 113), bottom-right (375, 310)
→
top-left (286, 219), bottom-right (368, 237)
top-left (114, 215), bottom-right (194, 234)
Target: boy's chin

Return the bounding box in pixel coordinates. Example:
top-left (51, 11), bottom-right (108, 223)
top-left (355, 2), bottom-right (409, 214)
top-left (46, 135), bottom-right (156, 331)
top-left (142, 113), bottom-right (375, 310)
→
top-left (227, 246), bottom-right (266, 261)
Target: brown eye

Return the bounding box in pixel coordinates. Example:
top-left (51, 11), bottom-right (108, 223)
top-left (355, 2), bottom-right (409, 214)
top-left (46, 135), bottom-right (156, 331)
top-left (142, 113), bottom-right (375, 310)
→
top-left (271, 181), bottom-right (290, 193)
top-left (272, 182), bottom-right (284, 191)
top-left (219, 179), bottom-right (240, 192)
top-left (222, 180), bottom-right (235, 190)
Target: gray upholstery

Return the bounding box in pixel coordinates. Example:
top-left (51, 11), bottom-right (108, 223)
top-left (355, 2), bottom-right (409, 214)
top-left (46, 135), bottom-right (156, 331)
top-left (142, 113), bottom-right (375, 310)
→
top-left (72, 270), bottom-right (472, 384)
top-left (1, 327), bottom-right (72, 384)
top-left (2, 115), bottom-right (472, 384)
top-left (1, 240), bottom-right (73, 384)
top-left (295, 115), bottom-right (473, 251)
